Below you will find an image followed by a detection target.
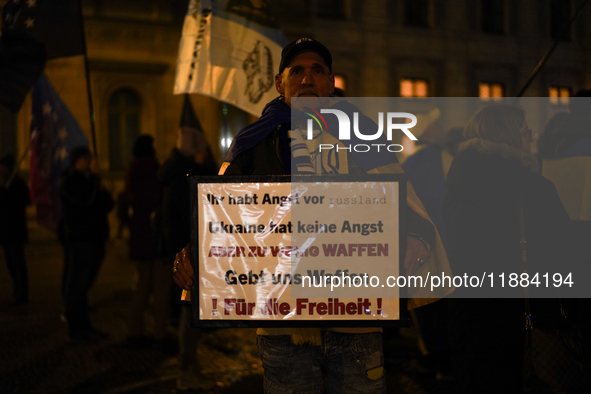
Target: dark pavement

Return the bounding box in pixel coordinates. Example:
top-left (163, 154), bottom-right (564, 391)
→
top-left (0, 222), bottom-right (454, 393)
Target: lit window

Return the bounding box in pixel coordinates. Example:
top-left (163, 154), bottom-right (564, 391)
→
top-left (334, 75), bottom-right (346, 91)
top-left (400, 78), bottom-right (429, 98)
top-left (491, 84), bottom-right (503, 98)
top-left (400, 80), bottom-right (413, 97)
top-left (415, 81), bottom-right (428, 97)
top-left (479, 82), bottom-right (503, 101)
top-left (549, 86), bottom-right (570, 105)
top-left (479, 83), bottom-right (490, 98)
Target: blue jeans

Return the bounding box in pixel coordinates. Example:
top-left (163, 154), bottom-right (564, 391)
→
top-left (257, 331), bottom-right (386, 394)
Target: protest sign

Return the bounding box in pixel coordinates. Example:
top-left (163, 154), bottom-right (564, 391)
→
top-left (189, 175), bottom-right (406, 327)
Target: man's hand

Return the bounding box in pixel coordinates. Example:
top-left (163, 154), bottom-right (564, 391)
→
top-left (404, 235), bottom-right (430, 277)
top-left (173, 244), bottom-right (193, 290)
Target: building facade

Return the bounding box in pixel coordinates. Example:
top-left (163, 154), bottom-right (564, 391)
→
top-left (2, 0), bottom-right (590, 191)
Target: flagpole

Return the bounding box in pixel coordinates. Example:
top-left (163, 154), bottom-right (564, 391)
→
top-left (76, 0), bottom-right (98, 157)
top-left (514, 0), bottom-right (590, 101)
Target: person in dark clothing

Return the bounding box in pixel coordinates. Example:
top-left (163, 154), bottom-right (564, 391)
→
top-left (173, 38), bottom-right (452, 393)
top-left (125, 135), bottom-right (171, 348)
top-left (127, 135), bottom-right (162, 261)
top-left (0, 154), bottom-right (31, 306)
top-left (402, 127), bottom-right (465, 379)
top-left (538, 111), bottom-right (570, 160)
top-left (158, 96), bottom-right (218, 390)
top-left (443, 105), bottom-right (584, 393)
top-left (554, 90), bottom-right (591, 158)
top-left (159, 129), bottom-right (216, 266)
top-left (159, 147), bottom-right (212, 263)
top-left (60, 146), bottom-right (114, 344)
top-left (115, 191), bottom-right (130, 240)
top-left (542, 91), bottom-right (591, 257)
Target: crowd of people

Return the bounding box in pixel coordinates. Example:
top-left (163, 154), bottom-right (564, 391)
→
top-left (2, 37), bottom-right (590, 393)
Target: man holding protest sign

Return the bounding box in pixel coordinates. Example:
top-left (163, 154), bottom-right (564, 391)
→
top-left (174, 38), bottom-right (452, 393)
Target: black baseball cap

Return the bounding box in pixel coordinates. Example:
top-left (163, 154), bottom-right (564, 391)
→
top-left (278, 37), bottom-right (332, 74)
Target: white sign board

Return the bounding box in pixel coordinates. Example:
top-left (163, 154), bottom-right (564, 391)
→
top-left (190, 175), bottom-right (406, 327)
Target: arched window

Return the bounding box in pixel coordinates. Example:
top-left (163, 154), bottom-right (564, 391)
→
top-left (108, 88), bottom-right (141, 171)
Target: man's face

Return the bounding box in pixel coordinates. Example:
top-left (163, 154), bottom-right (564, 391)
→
top-left (520, 120), bottom-right (534, 153)
top-left (74, 155), bottom-right (93, 173)
top-left (177, 127), bottom-right (207, 160)
top-left (275, 51), bottom-right (335, 107)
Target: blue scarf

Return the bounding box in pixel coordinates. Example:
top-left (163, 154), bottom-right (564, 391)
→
top-left (224, 97), bottom-right (399, 171)
top-left (224, 97), bottom-right (291, 163)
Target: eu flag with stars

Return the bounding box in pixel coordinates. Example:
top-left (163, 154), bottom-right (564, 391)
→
top-left (30, 74), bottom-right (88, 231)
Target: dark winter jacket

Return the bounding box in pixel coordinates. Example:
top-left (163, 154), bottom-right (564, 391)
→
top-left (60, 171), bottom-right (114, 243)
top-left (158, 148), bottom-right (216, 259)
top-left (225, 126), bottom-right (436, 245)
top-left (444, 138), bottom-right (582, 298)
top-left (125, 156), bottom-right (162, 260)
top-left (0, 175), bottom-right (31, 243)
top-left (443, 138), bottom-right (585, 392)
top-left (222, 103), bottom-right (455, 341)
top-left (542, 115), bottom-right (591, 258)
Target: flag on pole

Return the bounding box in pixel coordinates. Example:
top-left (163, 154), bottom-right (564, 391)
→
top-left (2, 0), bottom-right (84, 60)
top-left (174, 0), bottom-right (287, 116)
top-left (0, 29), bottom-right (46, 112)
top-left (180, 93), bottom-right (204, 131)
top-left (30, 74), bottom-right (89, 231)
top-left (179, 93), bottom-right (219, 173)
top-left (0, 0), bottom-right (85, 112)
